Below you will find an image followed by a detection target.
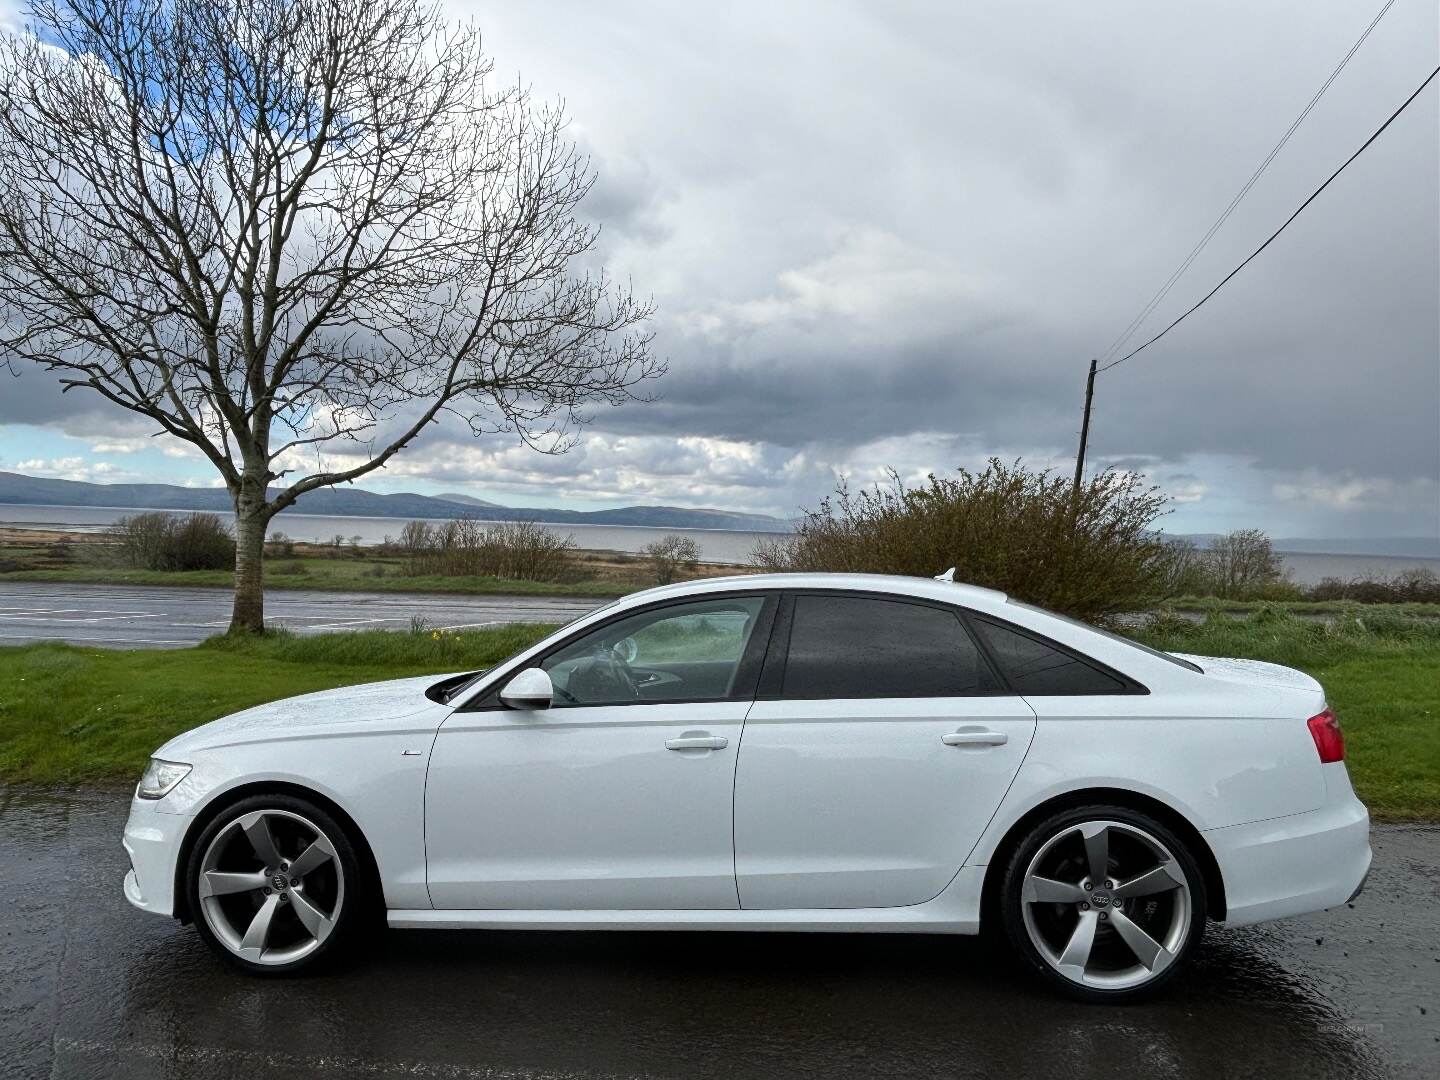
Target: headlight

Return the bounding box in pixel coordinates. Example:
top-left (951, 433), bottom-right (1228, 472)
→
top-left (136, 758), bottom-right (191, 800)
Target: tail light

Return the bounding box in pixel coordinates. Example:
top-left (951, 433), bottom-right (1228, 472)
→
top-left (1307, 708), bottom-right (1345, 763)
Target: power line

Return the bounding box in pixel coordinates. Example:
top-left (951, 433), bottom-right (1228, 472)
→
top-left (1096, 0), bottom-right (1398, 366)
top-left (1096, 63), bottom-right (1439, 375)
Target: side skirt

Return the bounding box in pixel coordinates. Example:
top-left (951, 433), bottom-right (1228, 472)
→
top-left (389, 866), bottom-right (985, 933)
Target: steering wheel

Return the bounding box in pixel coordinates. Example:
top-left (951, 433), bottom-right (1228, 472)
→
top-left (564, 644), bottom-right (641, 703)
top-left (598, 644), bottom-right (642, 700)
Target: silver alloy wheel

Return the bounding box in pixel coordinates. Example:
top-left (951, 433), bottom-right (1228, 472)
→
top-left (197, 808), bottom-right (344, 966)
top-left (1020, 819), bottom-right (1191, 991)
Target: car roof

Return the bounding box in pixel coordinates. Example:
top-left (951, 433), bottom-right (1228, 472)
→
top-left (615, 572), bottom-right (1010, 613)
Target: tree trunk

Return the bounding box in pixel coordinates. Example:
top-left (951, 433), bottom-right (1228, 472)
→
top-left (230, 486), bottom-right (269, 634)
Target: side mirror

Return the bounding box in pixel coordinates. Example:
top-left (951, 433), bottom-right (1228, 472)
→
top-left (499, 668), bottom-right (554, 710)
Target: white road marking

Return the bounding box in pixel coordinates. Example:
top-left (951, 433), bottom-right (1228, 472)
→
top-left (52, 1036), bottom-right (662, 1080)
top-left (0, 607), bottom-right (156, 615)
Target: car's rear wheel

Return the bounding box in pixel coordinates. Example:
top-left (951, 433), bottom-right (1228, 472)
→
top-left (999, 804), bottom-right (1207, 1002)
top-left (186, 794), bottom-right (364, 975)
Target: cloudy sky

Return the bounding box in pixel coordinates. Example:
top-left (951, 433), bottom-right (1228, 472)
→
top-left (1, 0), bottom-right (1436, 538)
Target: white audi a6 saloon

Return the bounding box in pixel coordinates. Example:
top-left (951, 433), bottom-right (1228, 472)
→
top-left (123, 573), bottom-right (1370, 1000)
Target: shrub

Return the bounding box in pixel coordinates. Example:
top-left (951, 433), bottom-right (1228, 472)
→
top-left (271, 560), bottom-right (310, 576)
top-left (750, 535), bottom-right (794, 572)
top-left (1307, 568), bottom-right (1440, 604)
top-left (265, 531), bottom-right (296, 558)
top-left (111, 511), bottom-right (173, 569)
top-left (750, 459), bottom-right (1174, 621)
top-left (398, 517), bottom-right (576, 581)
top-left (1150, 537), bottom-right (1209, 597)
top-left (643, 534), bottom-right (701, 585)
top-left (111, 512), bottom-right (234, 571)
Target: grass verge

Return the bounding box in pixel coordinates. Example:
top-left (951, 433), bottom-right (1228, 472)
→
top-left (2, 609), bottom-right (1435, 819)
top-left (0, 624), bottom-right (555, 785)
top-left (1161, 596), bottom-right (1440, 618)
top-left (0, 561), bottom-right (627, 597)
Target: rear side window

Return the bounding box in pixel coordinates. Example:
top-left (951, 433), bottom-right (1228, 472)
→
top-left (972, 618), bottom-right (1128, 695)
top-left (782, 595), bottom-right (1001, 699)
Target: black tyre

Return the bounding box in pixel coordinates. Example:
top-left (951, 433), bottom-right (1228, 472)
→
top-left (998, 803), bottom-right (1207, 1002)
top-left (185, 794), bottom-right (366, 976)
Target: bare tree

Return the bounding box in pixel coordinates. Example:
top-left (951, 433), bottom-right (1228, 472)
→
top-left (1202, 529), bottom-right (1285, 599)
top-left (642, 533), bottom-right (701, 585)
top-left (0, 0), bottom-right (660, 631)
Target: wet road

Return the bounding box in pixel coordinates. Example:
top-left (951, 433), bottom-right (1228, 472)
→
top-left (3, 790), bottom-right (1437, 1079)
top-left (0, 581), bottom-right (603, 649)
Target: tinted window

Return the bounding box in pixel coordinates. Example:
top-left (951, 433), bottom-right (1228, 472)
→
top-left (1007, 600), bottom-right (1203, 673)
top-left (542, 596), bottom-right (765, 706)
top-left (782, 596), bottom-right (1000, 699)
top-left (972, 618), bottom-right (1128, 695)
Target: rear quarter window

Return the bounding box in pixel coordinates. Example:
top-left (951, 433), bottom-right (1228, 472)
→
top-left (972, 617), bottom-right (1131, 695)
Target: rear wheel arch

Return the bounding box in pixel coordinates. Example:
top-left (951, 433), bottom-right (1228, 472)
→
top-left (173, 781), bottom-right (384, 925)
top-left (979, 787), bottom-right (1226, 925)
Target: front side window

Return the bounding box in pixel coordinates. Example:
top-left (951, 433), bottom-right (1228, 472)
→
top-left (541, 596), bottom-right (766, 707)
top-left (781, 595), bottom-right (1001, 699)
top-left (972, 618), bottom-right (1128, 695)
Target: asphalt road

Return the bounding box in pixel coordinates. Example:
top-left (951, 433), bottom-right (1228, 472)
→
top-left (0, 581), bottom-right (603, 648)
top-left (2, 788), bottom-right (1436, 1080)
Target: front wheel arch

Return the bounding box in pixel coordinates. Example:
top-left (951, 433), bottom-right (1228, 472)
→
top-left (173, 781), bottom-right (384, 926)
top-left (979, 787), bottom-right (1226, 928)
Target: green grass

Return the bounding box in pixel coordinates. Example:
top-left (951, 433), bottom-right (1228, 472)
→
top-left (2, 609), bottom-right (1436, 820)
top-left (1161, 596), bottom-right (1440, 618)
top-left (0, 624), bottom-right (555, 785)
top-left (0, 558), bottom-right (627, 597)
top-left (1130, 608), bottom-right (1440, 821)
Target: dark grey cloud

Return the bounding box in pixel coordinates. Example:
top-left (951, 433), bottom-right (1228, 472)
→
top-left (477, 0), bottom-right (1437, 527)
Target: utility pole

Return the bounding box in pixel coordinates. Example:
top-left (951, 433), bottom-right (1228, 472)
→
top-left (1072, 357), bottom-right (1098, 493)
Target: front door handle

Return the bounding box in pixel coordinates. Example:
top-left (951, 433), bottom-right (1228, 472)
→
top-left (942, 730), bottom-right (1009, 747)
top-left (665, 735), bottom-right (729, 751)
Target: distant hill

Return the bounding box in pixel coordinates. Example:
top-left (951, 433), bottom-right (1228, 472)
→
top-left (0, 470), bottom-right (792, 533)
top-left (433, 492), bottom-right (503, 509)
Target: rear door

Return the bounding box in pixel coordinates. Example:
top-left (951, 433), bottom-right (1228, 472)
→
top-left (734, 592), bottom-right (1037, 910)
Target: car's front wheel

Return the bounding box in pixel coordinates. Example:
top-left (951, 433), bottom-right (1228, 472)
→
top-left (185, 794), bottom-right (365, 975)
top-left (999, 804), bottom-right (1207, 1002)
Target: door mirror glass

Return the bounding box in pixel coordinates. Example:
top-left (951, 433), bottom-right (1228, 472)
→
top-left (499, 668), bottom-right (554, 710)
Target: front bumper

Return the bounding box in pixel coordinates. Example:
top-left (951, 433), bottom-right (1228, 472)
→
top-left (121, 794), bottom-right (192, 918)
top-left (1206, 764), bottom-right (1371, 928)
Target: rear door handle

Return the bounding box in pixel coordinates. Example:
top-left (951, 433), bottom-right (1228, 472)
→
top-left (665, 735), bottom-right (729, 751)
top-left (942, 730), bottom-right (1009, 747)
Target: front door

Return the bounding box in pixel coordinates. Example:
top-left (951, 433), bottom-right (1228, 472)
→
top-left (426, 594), bottom-right (773, 910)
top-left (734, 592), bottom-right (1037, 909)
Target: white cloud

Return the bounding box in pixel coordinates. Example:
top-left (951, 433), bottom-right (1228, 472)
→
top-left (1272, 472), bottom-right (1438, 514)
top-left (12, 456), bottom-right (93, 480)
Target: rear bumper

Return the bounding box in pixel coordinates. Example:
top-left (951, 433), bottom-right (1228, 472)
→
top-left (1206, 765), bottom-right (1370, 928)
top-left (122, 796), bottom-right (192, 918)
